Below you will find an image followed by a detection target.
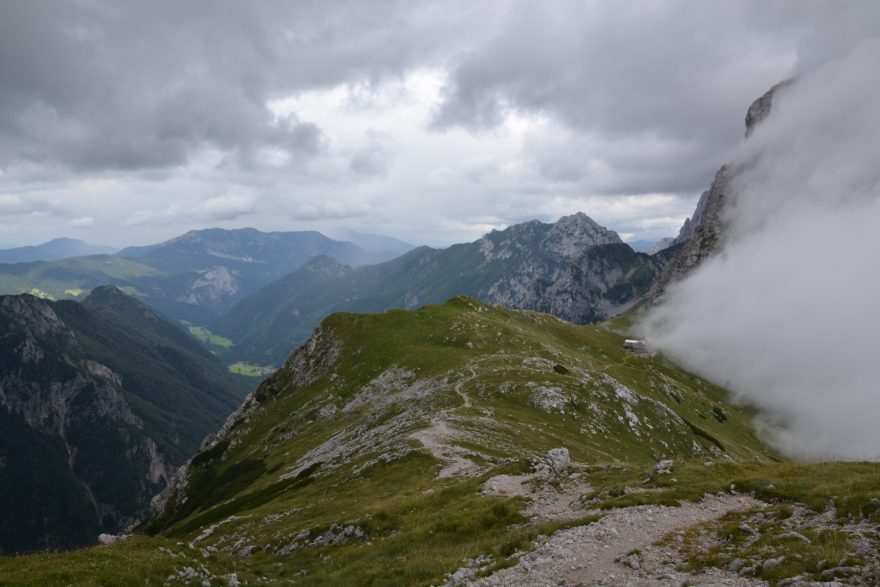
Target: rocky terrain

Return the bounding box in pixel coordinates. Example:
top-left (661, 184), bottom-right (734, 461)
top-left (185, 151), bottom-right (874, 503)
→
top-left (0, 287), bottom-right (247, 554)
top-left (472, 493), bottom-right (763, 587)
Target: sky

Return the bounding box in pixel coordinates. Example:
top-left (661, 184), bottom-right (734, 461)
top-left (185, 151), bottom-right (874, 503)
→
top-left (0, 1), bottom-right (850, 248)
top-left (642, 5), bottom-right (880, 460)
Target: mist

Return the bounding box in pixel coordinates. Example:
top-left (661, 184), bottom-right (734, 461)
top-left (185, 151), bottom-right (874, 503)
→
top-left (642, 37), bottom-right (880, 460)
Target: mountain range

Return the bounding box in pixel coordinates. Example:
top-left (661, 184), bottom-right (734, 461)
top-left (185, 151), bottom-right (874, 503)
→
top-left (0, 238), bottom-right (116, 264)
top-left (214, 213), bottom-right (675, 366)
top-left (0, 229), bottom-right (410, 326)
top-left (0, 217), bottom-right (679, 374)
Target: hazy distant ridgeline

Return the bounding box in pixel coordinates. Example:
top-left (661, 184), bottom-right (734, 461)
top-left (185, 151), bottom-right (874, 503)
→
top-left (0, 228), bottom-right (412, 326)
top-left (0, 238), bottom-right (117, 264)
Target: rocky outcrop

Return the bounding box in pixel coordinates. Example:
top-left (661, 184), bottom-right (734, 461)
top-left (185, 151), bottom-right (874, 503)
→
top-left (653, 81), bottom-right (792, 299)
top-left (527, 243), bottom-right (667, 322)
top-left (0, 294), bottom-right (173, 553)
top-left (541, 212), bottom-right (623, 258)
top-left (177, 266), bottom-right (240, 305)
top-left (652, 166), bottom-right (731, 298)
top-left (745, 79), bottom-right (793, 137)
top-left (0, 288), bottom-right (246, 554)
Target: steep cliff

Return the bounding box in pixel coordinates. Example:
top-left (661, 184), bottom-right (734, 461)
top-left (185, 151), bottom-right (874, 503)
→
top-left (0, 288), bottom-right (247, 554)
top-left (653, 81), bottom-right (793, 298)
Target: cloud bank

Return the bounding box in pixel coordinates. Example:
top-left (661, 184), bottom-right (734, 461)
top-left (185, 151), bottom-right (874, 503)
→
top-left (0, 1), bottom-right (821, 247)
top-left (643, 35), bottom-right (880, 460)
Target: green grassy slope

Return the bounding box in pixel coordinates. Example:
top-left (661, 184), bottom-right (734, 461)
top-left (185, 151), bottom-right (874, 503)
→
top-left (2, 299), bottom-right (876, 585)
top-left (0, 255), bottom-right (161, 300)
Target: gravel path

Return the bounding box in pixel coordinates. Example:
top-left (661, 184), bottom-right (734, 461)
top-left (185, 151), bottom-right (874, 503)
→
top-left (410, 417), bottom-right (485, 478)
top-left (482, 473), bottom-right (594, 523)
top-left (410, 368), bottom-right (483, 478)
top-left (472, 493), bottom-right (767, 587)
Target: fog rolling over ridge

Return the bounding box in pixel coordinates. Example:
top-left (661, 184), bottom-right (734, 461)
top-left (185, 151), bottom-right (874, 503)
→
top-left (643, 38), bottom-right (880, 460)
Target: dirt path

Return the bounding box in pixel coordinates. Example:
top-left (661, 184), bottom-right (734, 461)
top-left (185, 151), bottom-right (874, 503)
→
top-left (410, 417), bottom-right (484, 478)
top-left (410, 367), bottom-right (481, 478)
top-left (482, 472), bottom-right (593, 523)
top-left (454, 368), bottom-right (474, 408)
top-left (472, 493), bottom-right (766, 587)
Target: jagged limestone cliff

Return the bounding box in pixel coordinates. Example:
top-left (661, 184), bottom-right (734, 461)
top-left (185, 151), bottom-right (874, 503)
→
top-left (653, 81), bottom-right (793, 299)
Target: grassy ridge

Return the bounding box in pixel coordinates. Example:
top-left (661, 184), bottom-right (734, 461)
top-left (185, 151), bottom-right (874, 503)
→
top-left (0, 299), bottom-right (872, 585)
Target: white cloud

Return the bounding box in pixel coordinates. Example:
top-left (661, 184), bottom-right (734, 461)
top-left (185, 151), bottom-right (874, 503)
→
top-left (643, 36), bottom-right (880, 460)
top-left (67, 216), bottom-right (94, 227)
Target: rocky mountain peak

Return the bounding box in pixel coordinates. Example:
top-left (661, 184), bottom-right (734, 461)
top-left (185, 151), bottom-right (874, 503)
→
top-left (655, 80), bottom-right (793, 300)
top-left (745, 79), bottom-right (794, 137)
top-left (0, 293), bottom-right (69, 340)
top-left (543, 212), bottom-right (622, 259)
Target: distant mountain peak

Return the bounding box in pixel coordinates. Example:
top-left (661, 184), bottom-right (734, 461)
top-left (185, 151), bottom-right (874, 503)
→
top-left (544, 212), bottom-right (622, 258)
top-left (0, 238), bottom-right (116, 264)
top-left (84, 283), bottom-right (128, 303)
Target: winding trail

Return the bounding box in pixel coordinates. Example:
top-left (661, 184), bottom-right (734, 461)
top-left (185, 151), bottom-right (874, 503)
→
top-left (472, 493), bottom-right (765, 587)
top-left (409, 366), bottom-right (481, 478)
top-left (454, 367), bottom-right (475, 408)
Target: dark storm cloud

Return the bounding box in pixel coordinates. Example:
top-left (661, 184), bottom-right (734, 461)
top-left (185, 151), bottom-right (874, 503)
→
top-left (0, 0), bottom-right (850, 245)
top-left (0, 0), bottom-right (497, 173)
top-left (432, 1), bottom-right (817, 193)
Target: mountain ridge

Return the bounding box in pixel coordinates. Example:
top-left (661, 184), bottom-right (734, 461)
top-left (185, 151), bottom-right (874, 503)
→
top-left (0, 238), bottom-right (116, 264)
top-left (0, 287), bottom-right (248, 554)
top-left (214, 213), bottom-right (664, 366)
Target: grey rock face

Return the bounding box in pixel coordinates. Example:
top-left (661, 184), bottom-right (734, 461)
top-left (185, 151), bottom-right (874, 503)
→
top-left (178, 266), bottom-right (240, 305)
top-left (528, 243), bottom-right (667, 323)
top-left (542, 212), bottom-right (623, 258)
top-left (648, 237), bottom-right (675, 255)
top-left (746, 79), bottom-right (794, 137)
top-left (653, 166), bottom-right (731, 300)
top-left (546, 448), bottom-right (570, 474)
top-left (654, 80), bottom-right (793, 300)
top-left (651, 459), bottom-right (674, 476)
top-left (0, 295), bottom-right (173, 552)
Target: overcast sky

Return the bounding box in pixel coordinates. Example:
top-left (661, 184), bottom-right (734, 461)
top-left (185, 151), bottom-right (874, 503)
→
top-left (0, 1), bottom-right (849, 248)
